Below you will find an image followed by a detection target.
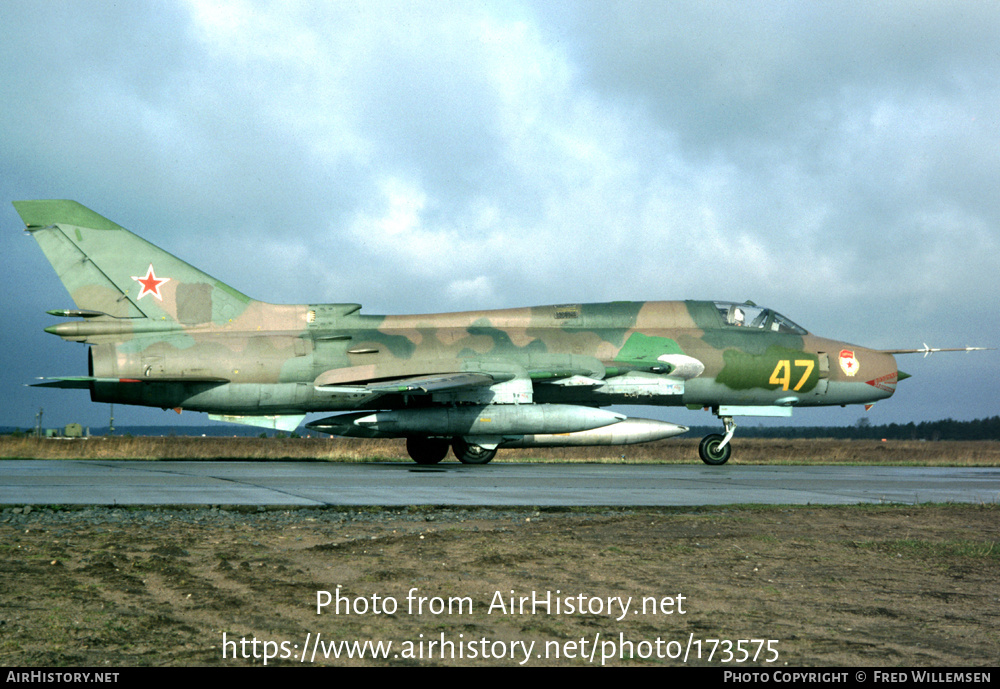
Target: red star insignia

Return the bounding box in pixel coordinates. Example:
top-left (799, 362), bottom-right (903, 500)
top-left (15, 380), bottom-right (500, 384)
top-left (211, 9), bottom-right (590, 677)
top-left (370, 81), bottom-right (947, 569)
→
top-left (131, 264), bottom-right (170, 301)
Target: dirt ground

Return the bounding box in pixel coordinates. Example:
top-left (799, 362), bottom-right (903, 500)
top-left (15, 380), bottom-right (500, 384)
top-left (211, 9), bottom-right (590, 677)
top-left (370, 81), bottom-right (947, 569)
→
top-left (2, 503), bottom-right (997, 667)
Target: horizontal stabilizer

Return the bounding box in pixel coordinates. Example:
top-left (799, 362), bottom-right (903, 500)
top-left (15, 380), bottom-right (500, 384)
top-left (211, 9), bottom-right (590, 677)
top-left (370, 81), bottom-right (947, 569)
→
top-left (32, 375), bottom-right (229, 388)
top-left (31, 377), bottom-right (97, 389)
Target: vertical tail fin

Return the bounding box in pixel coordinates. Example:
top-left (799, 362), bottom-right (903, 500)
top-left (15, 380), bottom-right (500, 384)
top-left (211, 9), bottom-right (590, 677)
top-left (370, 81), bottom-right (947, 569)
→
top-left (14, 200), bottom-right (254, 324)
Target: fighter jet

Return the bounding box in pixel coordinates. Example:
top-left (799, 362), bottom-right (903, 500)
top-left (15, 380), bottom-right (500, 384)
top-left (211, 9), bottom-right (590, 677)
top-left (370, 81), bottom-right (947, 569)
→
top-left (14, 200), bottom-right (985, 465)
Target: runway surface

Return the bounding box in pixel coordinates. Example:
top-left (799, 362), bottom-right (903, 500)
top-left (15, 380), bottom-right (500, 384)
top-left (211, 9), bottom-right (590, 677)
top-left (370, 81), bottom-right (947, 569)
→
top-left (2, 460), bottom-right (998, 506)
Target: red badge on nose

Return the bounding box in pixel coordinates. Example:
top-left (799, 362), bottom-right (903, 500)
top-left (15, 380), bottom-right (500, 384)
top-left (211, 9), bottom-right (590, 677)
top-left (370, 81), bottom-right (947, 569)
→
top-left (839, 349), bottom-right (859, 377)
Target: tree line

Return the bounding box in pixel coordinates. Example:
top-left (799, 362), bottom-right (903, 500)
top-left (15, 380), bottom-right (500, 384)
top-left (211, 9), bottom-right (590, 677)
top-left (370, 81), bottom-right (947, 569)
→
top-left (689, 416), bottom-right (1000, 441)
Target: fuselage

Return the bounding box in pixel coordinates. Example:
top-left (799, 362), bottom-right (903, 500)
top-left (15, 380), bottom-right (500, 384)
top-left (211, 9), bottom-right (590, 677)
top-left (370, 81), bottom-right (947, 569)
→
top-left (79, 299), bottom-right (898, 415)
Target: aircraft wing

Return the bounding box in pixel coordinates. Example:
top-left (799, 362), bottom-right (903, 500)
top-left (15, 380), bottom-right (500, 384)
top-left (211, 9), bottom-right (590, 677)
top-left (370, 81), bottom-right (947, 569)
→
top-left (314, 370), bottom-right (497, 395)
top-left (359, 372), bottom-right (497, 394)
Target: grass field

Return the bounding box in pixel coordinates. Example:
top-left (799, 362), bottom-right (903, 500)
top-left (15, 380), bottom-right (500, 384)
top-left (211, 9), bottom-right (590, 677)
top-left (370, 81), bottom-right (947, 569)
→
top-left (2, 435), bottom-right (998, 465)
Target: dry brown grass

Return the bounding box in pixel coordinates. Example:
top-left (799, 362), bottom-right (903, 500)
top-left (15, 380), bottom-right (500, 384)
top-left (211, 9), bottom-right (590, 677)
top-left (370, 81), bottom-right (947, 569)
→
top-left (1, 435), bottom-right (998, 465)
top-left (0, 436), bottom-right (401, 461)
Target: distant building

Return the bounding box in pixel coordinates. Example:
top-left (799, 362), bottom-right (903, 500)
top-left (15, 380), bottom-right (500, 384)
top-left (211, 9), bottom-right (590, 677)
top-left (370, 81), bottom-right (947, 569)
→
top-left (40, 423), bottom-right (88, 438)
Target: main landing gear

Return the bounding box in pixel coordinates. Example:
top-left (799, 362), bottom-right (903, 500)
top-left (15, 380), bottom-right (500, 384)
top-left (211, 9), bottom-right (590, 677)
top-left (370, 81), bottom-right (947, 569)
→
top-left (405, 437), bottom-right (498, 465)
top-left (699, 416), bottom-right (736, 465)
top-left (452, 438), bottom-right (497, 464)
top-left (406, 437), bottom-right (450, 465)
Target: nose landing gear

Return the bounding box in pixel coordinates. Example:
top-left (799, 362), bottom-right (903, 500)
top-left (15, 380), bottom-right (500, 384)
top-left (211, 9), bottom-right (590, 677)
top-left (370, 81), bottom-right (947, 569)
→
top-left (699, 416), bottom-right (736, 465)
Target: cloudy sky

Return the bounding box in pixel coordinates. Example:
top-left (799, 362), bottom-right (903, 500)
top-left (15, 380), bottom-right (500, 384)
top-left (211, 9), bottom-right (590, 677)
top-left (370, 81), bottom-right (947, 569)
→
top-left (1, 1), bottom-right (996, 431)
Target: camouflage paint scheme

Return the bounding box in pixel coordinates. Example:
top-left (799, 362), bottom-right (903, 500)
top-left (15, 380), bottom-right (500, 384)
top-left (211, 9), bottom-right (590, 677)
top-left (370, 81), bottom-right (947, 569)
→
top-left (15, 200), bottom-right (906, 464)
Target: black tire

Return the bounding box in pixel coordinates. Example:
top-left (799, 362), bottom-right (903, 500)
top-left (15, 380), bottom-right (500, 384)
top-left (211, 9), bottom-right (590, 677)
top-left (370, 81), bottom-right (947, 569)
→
top-left (453, 438), bottom-right (497, 464)
top-left (699, 434), bottom-right (732, 465)
top-left (406, 437), bottom-right (449, 465)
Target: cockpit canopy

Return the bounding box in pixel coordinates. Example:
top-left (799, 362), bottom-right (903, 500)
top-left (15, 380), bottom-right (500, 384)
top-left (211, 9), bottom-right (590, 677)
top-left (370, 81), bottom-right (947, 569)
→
top-left (715, 301), bottom-right (808, 335)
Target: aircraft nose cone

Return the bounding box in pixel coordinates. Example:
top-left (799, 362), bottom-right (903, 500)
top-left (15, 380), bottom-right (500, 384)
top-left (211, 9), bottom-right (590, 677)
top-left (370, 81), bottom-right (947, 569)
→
top-left (860, 350), bottom-right (899, 399)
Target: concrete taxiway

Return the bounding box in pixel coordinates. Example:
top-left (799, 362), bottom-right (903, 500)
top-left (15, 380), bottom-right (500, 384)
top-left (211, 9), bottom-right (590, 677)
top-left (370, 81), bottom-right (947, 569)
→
top-left (1, 461), bottom-right (998, 506)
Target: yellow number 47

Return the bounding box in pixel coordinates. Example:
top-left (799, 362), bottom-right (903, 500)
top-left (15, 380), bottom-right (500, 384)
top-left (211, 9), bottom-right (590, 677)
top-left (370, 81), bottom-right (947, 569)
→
top-left (769, 359), bottom-right (815, 392)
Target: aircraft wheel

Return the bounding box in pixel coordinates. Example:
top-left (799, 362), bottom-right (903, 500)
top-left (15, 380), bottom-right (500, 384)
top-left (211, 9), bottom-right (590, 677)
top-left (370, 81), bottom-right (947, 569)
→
top-left (453, 438), bottom-right (497, 465)
top-left (406, 437), bottom-right (449, 465)
top-left (699, 434), bottom-right (732, 465)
